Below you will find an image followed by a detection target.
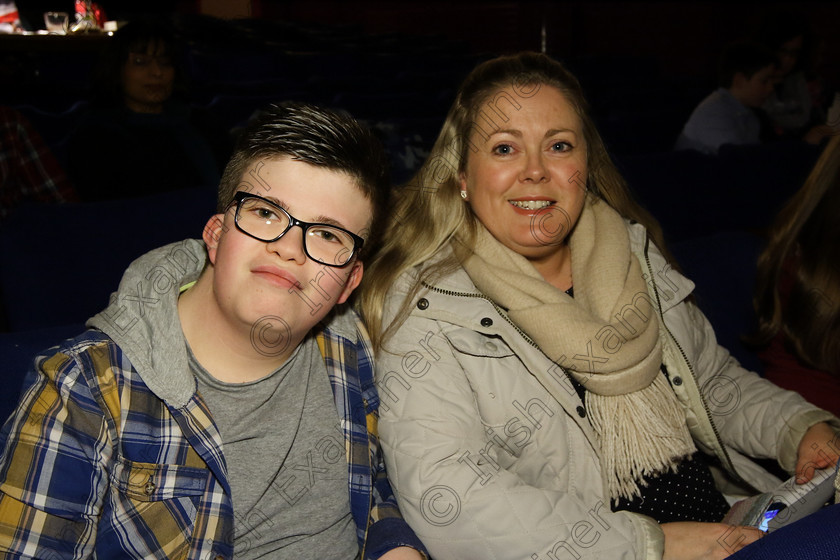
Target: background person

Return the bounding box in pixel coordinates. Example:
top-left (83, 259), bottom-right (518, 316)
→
top-left (675, 41), bottom-right (776, 154)
top-left (66, 19), bottom-right (231, 201)
top-left (750, 135), bottom-right (840, 417)
top-left (757, 10), bottom-right (820, 136)
top-left (361, 52), bottom-right (839, 560)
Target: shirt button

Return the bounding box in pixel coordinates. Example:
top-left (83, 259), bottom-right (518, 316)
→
top-left (480, 317), bottom-right (493, 327)
top-left (484, 341), bottom-right (497, 352)
top-left (576, 406), bottom-right (586, 418)
top-left (672, 376), bottom-right (683, 386)
top-left (417, 298), bottom-right (429, 310)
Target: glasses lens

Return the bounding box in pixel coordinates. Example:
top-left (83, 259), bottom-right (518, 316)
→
top-left (305, 226), bottom-right (356, 266)
top-left (236, 195), bottom-right (358, 266)
top-left (237, 197), bottom-right (290, 240)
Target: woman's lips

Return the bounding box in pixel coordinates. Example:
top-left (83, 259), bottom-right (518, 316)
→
top-left (508, 199), bottom-right (555, 215)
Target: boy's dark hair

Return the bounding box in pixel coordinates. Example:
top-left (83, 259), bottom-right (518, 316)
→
top-left (718, 41), bottom-right (776, 88)
top-left (217, 101), bottom-right (390, 259)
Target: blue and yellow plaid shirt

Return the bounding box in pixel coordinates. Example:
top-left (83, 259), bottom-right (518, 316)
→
top-left (0, 314), bottom-right (425, 559)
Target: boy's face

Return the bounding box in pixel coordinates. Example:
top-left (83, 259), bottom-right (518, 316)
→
top-left (202, 157), bottom-right (372, 345)
top-left (734, 64), bottom-right (775, 108)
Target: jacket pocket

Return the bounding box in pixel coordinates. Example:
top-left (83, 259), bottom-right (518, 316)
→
top-left (106, 457), bottom-right (211, 559)
top-left (447, 329), bottom-right (530, 427)
top-left (447, 328), bottom-right (516, 360)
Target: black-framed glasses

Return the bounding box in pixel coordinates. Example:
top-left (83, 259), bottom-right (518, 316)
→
top-left (231, 191), bottom-right (364, 267)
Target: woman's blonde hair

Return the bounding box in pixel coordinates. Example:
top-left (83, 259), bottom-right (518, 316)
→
top-left (360, 52), bottom-right (667, 349)
top-left (751, 135), bottom-right (840, 373)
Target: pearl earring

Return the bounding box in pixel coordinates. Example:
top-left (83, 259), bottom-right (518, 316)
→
top-left (460, 191), bottom-right (467, 199)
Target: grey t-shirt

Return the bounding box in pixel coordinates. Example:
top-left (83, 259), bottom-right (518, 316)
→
top-left (190, 335), bottom-right (358, 559)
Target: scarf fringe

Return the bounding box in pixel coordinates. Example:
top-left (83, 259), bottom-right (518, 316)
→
top-left (587, 374), bottom-right (697, 501)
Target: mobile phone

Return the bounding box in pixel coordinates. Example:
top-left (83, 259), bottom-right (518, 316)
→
top-left (758, 501), bottom-right (787, 532)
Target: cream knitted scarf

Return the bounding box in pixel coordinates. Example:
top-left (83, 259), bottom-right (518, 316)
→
top-left (453, 196), bottom-right (696, 500)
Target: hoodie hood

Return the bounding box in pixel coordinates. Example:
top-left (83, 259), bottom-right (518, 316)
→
top-left (87, 238), bottom-right (364, 409)
top-left (88, 239), bottom-right (207, 409)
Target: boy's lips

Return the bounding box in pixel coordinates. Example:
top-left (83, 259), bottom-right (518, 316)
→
top-left (251, 265), bottom-right (301, 289)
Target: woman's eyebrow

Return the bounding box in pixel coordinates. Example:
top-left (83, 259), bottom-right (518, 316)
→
top-left (545, 128), bottom-right (577, 137)
top-left (487, 128), bottom-right (578, 138)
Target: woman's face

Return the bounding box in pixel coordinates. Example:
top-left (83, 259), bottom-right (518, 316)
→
top-left (776, 35), bottom-right (803, 78)
top-left (460, 84), bottom-right (588, 263)
top-left (121, 40), bottom-right (175, 114)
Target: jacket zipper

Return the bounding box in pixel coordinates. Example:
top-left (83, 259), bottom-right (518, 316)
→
top-left (641, 235), bottom-right (751, 488)
top-left (420, 281), bottom-right (540, 349)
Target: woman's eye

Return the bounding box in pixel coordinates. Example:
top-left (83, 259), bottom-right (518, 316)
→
top-left (551, 141), bottom-right (571, 152)
top-left (493, 144), bottom-right (513, 155)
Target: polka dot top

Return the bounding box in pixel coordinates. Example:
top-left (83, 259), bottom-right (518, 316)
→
top-left (563, 286), bottom-right (729, 522)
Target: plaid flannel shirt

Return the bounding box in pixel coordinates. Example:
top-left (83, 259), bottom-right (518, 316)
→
top-left (0, 314), bottom-right (425, 559)
top-left (0, 106), bottom-right (77, 220)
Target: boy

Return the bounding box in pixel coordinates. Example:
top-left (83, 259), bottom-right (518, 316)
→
top-left (675, 41), bottom-right (776, 154)
top-left (0, 102), bottom-right (427, 559)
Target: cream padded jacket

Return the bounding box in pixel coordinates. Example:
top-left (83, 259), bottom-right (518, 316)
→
top-left (375, 222), bottom-right (838, 560)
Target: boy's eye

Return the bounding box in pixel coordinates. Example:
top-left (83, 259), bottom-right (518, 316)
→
top-left (255, 206), bottom-right (279, 220)
top-left (311, 228), bottom-right (341, 243)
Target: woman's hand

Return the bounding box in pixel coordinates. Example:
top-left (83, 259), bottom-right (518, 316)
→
top-left (662, 522), bottom-right (763, 559)
top-left (795, 422), bottom-right (840, 484)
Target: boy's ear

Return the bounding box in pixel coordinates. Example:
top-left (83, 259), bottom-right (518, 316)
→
top-left (202, 214), bottom-right (226, 265)
top-left (337, 261), bottom-right (364, 305)
top-left (732, 71), bottom-right (747, 89)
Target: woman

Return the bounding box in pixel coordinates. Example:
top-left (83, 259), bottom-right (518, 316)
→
top-left (360, 53), bottom-right (839, 559)
top-left (751, 136), bottom-right (840, 416)
top-left (757, 12), bottom-right (833, 145)
top-left (67, 19), bottom-right (231, 201)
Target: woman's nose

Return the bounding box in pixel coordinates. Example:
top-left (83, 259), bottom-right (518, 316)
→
top-left (519, 152), bottom-right (549, 183)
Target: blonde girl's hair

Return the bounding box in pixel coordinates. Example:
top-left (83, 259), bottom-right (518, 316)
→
top-left (359, 52), bottom-right (669, 350)
top-left (751, 135), bottom-right (840, 373)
